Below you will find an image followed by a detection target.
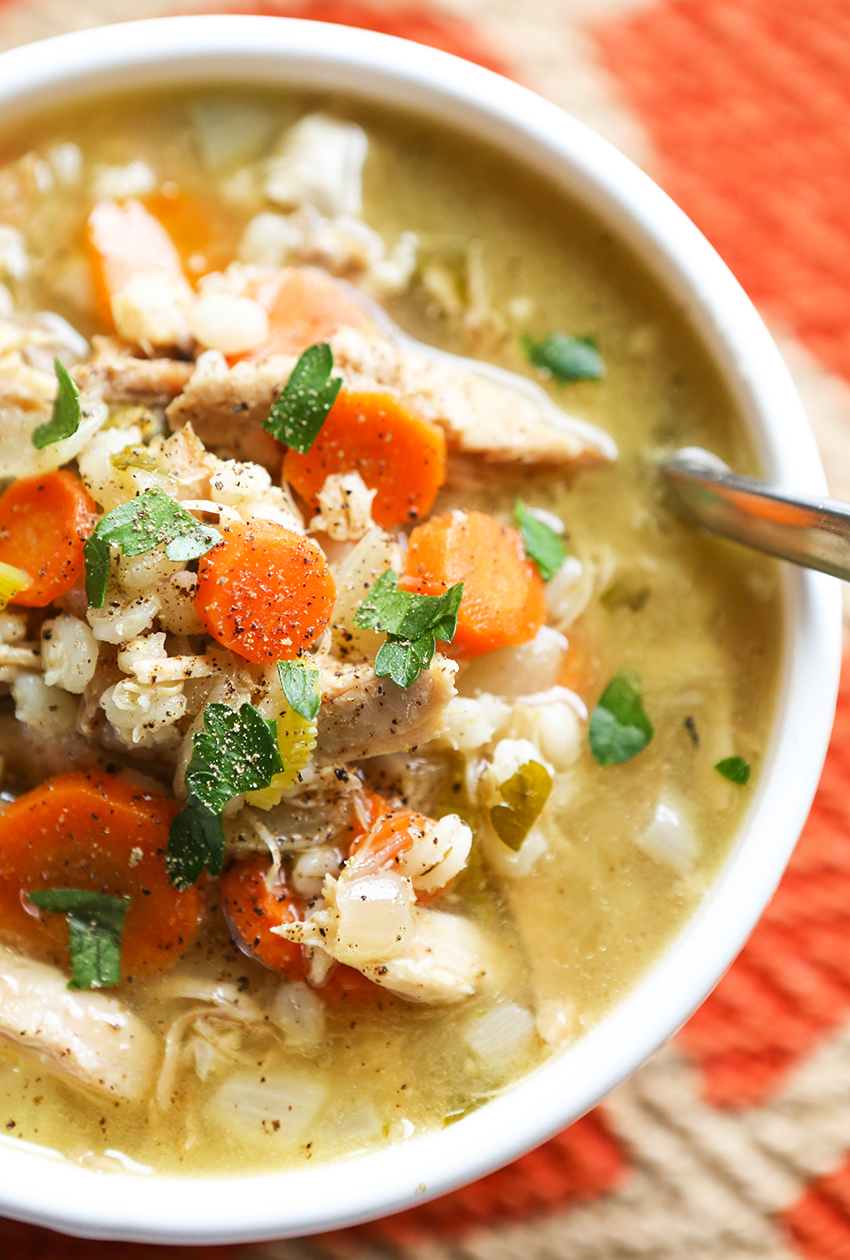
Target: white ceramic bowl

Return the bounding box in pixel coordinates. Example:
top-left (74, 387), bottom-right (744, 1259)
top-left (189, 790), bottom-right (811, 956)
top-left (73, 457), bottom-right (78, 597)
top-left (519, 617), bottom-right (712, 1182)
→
top-left (0, 14), bottom-right (841, 1244)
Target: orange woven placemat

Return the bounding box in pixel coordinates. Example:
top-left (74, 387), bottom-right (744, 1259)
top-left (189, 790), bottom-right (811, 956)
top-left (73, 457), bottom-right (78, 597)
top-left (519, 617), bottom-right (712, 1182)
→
top-left (1, 2), bottom-right (849, 1257)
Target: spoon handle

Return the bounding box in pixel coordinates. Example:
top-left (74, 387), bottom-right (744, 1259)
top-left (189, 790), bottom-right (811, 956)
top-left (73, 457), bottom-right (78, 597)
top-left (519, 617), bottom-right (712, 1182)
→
top-left (660, 456), bottom-right (850, 581)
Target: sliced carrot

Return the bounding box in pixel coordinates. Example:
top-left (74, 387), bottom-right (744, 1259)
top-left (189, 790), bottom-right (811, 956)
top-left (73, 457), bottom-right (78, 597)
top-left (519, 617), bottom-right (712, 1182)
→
top-left (283, 390), bottom-right (447, 529)
top-left (194, 519), bottom-right (336, 663)
top-left (0, 773), bottom-right (203, 979)
top-left (348, 807), bottom-right (453, 902)
top-left (349, 809), bottom-right (433, 873)
top-left (238, 266), bottom-right (372, 362)
top-left (85, 198), bottom-right (187, 328)
top-left (220, 856), bottom-right (304, 978)
top-left (0, 471), bottom-right (97, 608)
top-left (401, 509), bottom-right (548, 658)
top-left (320, 963), bottom-right (393, 1007)
top-left (141, 189), bottom-right (239, 281)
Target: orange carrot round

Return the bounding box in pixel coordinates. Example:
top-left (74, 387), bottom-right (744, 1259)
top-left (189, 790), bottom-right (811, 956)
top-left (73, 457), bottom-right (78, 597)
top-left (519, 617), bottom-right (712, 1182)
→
top-left (402, 509), bottom-right (547, 658)
top-left (86, 198), bottom-right (187, 329)
top-left (239, 266), bottom-right (372, 362)
top-left (0, 773), bottom-right (203, 979)
top-left (0, 471), bottom-right (97, 607)
top-left (194, 519), bottom-right (336, 663)
top-left (142, 189), bottom-right (237, 280)
top-left (220, 857), bottom-right (304, 978)
top-left (284, 390), bottom-right (447, 529)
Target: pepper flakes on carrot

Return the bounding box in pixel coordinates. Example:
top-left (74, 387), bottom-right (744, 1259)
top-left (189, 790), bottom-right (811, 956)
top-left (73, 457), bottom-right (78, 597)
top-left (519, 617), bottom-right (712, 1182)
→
top-left (284, 389), bottom-right (447, 529)
top-left (220, 856), bottom-right (304, 978)
top-left (0, 773), bottom-right (204, 981)
top-left (194, 518), bottom-right (336, 664)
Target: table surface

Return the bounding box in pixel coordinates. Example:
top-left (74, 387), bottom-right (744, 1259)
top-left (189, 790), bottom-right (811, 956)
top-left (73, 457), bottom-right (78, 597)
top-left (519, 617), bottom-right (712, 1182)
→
top-left (3, 2), bottom-right (850, 1258)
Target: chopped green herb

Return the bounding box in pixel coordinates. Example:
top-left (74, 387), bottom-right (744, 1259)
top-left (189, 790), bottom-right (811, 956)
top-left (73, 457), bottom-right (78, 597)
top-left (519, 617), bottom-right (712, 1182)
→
top-left (83, 532), bottom-right (111, 608)
top-left (715, 756), bottom-right (751, 785)
top-left (167, 702), bottom-right (284, 890)
top-left (31, 359), bottom-right (82, 449)
top-left (522, 331), bottom-right (605, 382)
top-left (278, 659), bottom-right (321, 722)
top-left (28, 889), bottom-right (129, 990)
top-left (490, 760), bottom-right (553, 850)
top-left (514, 499), bottom-right (566, 581)
top-left (589, 674), bottom-right (654, 766)
top-left (262, 341), bottom-right (342, 454)
top-left (353, 569), bottom-right (463, 689)
top-left (600, 577), bottom-right (651, 613)
top-left (85, 487), bottom-right (222, 608)
top-left (166, 795), bottom-right (225, 892)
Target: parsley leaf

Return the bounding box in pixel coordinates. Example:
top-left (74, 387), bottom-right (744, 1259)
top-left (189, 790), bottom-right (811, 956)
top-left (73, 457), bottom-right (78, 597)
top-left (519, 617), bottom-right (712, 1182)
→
top-left (715, 756), bottom-right (751, 785)
top-left (167, 702), bottom-right (285, 890)
top-left (353, 570), bottom-right (464, 689)
top-left (522, 332), bottom-right (605, 382)
top-left (262, 341), bottom-right (342, 454)
top-left (514, 500), bottom-right (566, 581)
top-left (490, 760), bottom-right (553, 851)
top-left (166, 795), bottom-right (225, 891)
top-left (85, 487), bottom-right (222, 608)
top-left (589, 674), bottom-right (654, 766)
top-left (31, 359), bottom-right (82, 449)
top-left (28, 889), bottom-right (130, 989)
top-left (278, 659), bottom-right (321, 722)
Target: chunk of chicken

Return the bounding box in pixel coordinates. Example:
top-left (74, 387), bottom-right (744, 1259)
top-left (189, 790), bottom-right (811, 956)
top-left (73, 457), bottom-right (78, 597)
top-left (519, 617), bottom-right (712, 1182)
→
top-left (329, 328), bottom-right (616, 466)
top-left (316, 655), bottom-right (457, 764)
top-left (164, 321), bottom-right (613, 471)
top-left (0, 945), bottom-right (157, 1100)
top-left (165, 351), bottom-right (293, 468)
top-left (282, 882), bottom-right (490, 1004)
top-left (264, 113), bottom-right (368, 218)
top-left (72, 336), bottom-right (193, 407)
top-left (365, 909), bottom-right (491, 1003)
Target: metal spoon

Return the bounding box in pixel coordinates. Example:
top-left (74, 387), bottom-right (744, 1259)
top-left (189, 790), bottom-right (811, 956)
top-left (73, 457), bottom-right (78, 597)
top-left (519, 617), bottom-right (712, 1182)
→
top-left (660, 449), bottom-right (850, 581)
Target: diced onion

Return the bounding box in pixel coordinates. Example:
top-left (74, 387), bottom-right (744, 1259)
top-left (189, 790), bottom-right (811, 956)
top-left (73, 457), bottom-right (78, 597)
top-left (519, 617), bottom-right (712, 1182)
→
top-left (464, 1001), bottom-right (536, 1071)
top-left (334, 871), bottom-right (414, 963)
top-left (637, 801), bottom-right (696, 872)
top-left (208, 1070), bottom-right (327, 1139)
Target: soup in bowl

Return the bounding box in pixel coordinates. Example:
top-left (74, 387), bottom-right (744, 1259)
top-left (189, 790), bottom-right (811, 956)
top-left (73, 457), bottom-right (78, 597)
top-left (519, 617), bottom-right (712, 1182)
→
top-left (0, 14), bottom-right (839, 1244)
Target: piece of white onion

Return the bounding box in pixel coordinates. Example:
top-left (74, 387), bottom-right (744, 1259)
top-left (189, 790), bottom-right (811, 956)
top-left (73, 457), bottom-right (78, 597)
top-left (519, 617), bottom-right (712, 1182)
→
top-left (334, 871), bottom-right (414, 963)
top-left (637, 801), bottom-right (696, 872)
top-left (208, 1070), bottom-right (327, 1139)
top-left (464, 1001), bottom-right (536, 1072)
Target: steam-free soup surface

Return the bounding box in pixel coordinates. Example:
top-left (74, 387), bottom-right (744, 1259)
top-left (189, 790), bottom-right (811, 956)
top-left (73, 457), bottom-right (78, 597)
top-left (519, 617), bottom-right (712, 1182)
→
top-left (0, 86), bottom-right (780, 1175)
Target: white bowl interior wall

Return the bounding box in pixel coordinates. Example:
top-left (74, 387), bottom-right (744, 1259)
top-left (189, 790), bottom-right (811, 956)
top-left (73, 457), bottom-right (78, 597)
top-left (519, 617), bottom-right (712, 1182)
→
top-left (0, 15), bottom-right (841, 1244)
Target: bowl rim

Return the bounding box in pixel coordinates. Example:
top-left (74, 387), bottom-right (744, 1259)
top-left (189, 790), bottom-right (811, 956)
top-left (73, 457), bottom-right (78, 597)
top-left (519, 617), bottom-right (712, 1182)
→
top-left (0, 13), bottom-right (841, 1244)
